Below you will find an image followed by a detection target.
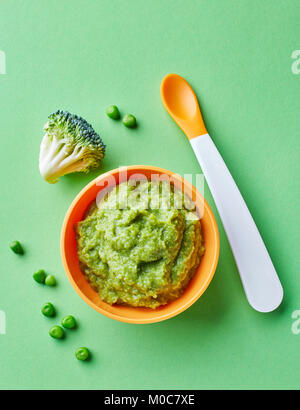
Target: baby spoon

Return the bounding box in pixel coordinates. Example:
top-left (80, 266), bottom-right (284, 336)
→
top-left (161, 73), bottom-right (283, 313)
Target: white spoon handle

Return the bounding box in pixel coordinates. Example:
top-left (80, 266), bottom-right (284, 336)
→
top-left (191, 134), bottom-right (283, 312)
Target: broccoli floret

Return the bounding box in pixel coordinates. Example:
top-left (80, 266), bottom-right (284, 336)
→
top-left (39, 110), bottom-right (106, 183)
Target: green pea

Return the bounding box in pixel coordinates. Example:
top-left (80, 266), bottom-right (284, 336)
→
top-left (49, 325), bottom-right (65, 339)
top-left (33, 269), bottom-right (46, 284)
top-left (106, 105), bottom-right (120, 120)
top-left (45, 275), bottom-right (56, 287)
top-left (41, 302), bottom-right (56, 317)
top-left (61, 315), bottom-right (77, 329)
top-left (122, 114), bottom-right (137, 128)
top-left (75, 347), bottom-right (90, 361)
top-left (10, 240), bottom-right (24, 255)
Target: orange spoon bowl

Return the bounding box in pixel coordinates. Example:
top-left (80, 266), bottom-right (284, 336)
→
top-left (61, 165), bottom-right (219, 324)
top-left (161, 73), bottom-right (207, 140)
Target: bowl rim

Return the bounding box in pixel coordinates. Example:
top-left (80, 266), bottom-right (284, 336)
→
top-left (61, 165), bottom-right (220, 324)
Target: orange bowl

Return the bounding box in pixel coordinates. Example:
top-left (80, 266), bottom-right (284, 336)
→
top-left (61, 166), bottom-right (219, 324)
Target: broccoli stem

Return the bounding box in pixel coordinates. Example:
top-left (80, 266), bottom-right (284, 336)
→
top-left (39, 134), bottom-right (91, 183)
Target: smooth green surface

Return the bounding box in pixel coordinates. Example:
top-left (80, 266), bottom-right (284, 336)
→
top-left (0, 0), bottom-right (299, 390)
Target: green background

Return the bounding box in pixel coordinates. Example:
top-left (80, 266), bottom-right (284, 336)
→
top-left (0, 0), bottom-right (299, 390)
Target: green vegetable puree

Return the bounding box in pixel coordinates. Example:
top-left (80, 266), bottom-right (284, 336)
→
top-left (76, 181), bottom-right (204, 309)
